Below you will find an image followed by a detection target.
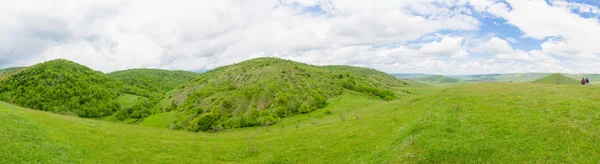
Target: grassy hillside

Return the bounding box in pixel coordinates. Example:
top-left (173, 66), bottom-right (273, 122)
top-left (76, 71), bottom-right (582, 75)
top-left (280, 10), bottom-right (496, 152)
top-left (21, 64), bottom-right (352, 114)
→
top-left (166, 57), bottom-right (415, 132)
top-left (0, 67), bottom-right (26, 81)
top-left (415, 75), bottom-right (460, 83)
top-left (533, 73), bottom-right (581, 84)
top-left (109, 69), bottom-right (198, 93)
top-left (450, 73), bottom-right (549, 82)
top-left (3, 83), bottom-right (600, 163)
top-left (391, 73), bottom-right (430, 79)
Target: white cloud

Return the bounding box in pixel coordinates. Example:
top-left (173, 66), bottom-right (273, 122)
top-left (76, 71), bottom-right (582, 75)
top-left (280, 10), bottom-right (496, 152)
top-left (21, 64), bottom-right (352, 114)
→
top-left (550, 0), bottom-right (600, 14)
top-left (0, 0), bottom-right (482, 72)
top-left (496, 50), bottom-right (533, 61)
top-left (474, 37), bottom-right (514, 54)
top-left (0, 0), bottom-right (599, 74)
top-left (475, 0), bottom-right (600, 60)
top-left (419, 36), bottom-right (468, 58)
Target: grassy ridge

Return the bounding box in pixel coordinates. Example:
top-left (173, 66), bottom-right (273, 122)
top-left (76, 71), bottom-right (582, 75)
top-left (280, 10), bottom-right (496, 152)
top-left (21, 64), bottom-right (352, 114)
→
top-left (0, 67), bottom-right (26, 81)
top-left (2, 83), bottom-right (600, 163)
top-left (415, 75), bottom-right (460, 83)
top-left (533, 73), bottom-right (581, 84)
top-left (450, 73), bottom-right (549, 82)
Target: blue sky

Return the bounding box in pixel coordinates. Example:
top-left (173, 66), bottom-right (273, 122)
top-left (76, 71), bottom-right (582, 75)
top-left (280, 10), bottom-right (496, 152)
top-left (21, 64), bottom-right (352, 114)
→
top-left (1, 0), bottom-right (600, 75)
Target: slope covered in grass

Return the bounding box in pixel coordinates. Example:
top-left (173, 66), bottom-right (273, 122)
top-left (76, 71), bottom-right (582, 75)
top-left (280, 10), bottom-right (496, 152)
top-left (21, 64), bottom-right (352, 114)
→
top-left (533, 73), bottom-right (581, 84)
top-left (3, 83), bottom-right (600, 163)
top-left (167, 57), bottom-right (415, 131)
top-left (0, 67), bottom-right (26, 81)
top-left (108, 69), bottom-right (198, 93)
top-left (415, 75), bottom-right (460, 83)
top-left (451, 73), bottom-right (549, 82)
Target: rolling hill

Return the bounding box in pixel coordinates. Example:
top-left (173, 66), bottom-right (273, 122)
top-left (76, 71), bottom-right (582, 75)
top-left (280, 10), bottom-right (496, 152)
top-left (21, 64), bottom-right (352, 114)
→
top-left (109, 69), bottom-right (198, 93)
top-left (3, 83), bottom-right (600, 163)
top-left (0, 67), bottom-right (26, 81)
top-left (533, 73), bottom-right (581, 84)
top-left (0, 59), bottom-right (150, 118)
top-left (450, 73), bottom-right (549, 82)
top-left (165, 57), bottom-right (416, 132)
top-left (415, 75), bottom-right (460, 83)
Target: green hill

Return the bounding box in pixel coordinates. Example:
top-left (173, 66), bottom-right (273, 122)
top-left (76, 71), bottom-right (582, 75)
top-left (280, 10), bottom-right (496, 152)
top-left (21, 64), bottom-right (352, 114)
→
top-left (3, 83), bottom-right (600, 163)
top-left (0, 67), bottom-right (26, 81)
top-left (0, 59), bottom-right (150, 118)
top-left (450, 73), bottom-right (549, 82)
top-left (166, 57), bottom-right (415, 132)
top-left (533, 73), bottom-right (581, 84)
top-left (415, 75), bottom-right (460, 83)
top-left (109, 69), bottom-right (198, 93)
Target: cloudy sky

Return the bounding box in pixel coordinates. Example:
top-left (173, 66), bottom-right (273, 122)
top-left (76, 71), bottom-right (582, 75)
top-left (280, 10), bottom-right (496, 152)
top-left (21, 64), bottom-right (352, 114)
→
top-left (1, 0), bottom-right (600, 75)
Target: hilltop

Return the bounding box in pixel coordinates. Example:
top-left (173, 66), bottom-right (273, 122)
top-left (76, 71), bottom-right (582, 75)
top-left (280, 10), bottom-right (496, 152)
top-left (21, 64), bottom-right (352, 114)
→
top-left (0, 59), bottom-right (151, 118)
top-left (533, 73), bottom-right (580, 84)
top-left (165, 57), bottom-right (415, 132)
top-left (109, 69), bottom-right (198, 93)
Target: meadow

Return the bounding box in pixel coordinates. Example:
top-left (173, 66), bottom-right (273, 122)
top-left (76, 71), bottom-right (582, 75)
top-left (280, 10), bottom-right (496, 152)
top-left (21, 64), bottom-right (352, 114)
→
top-left (2, 82), bottom-right (600, 163)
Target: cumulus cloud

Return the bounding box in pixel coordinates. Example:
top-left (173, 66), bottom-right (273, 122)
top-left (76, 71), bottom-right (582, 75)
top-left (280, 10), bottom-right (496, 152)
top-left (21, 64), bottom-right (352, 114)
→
top-left (419, 36), bottom-right (469, 58)
top-left (496, 50), bottom-right (533, 61)
top-left (474, 0), bottom-right (600, 60)
top-left (0, 0), bottom-right (598, 74)
top-left (0, 0), bottom-right (480, 72)
top-left (474, 37), bottom-right (514, 54)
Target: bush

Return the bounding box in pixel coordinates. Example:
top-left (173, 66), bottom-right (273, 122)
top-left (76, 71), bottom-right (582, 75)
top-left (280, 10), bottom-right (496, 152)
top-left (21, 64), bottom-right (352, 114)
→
top-left (191, 113), bottom-right (219, 132)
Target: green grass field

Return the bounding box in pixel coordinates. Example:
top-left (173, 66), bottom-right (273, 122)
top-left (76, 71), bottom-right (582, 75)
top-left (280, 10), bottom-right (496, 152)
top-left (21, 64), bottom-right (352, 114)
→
top-left (2, 83), bottom-right (600, 163)
top-left (116, 94), bottom-right (144, 108)
top-left (140, 112), bottom-right (175, 128)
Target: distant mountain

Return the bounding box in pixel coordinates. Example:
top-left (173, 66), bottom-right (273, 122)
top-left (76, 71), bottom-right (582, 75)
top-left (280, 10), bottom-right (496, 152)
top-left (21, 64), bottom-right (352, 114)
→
top-left (109, 69), bottom-right (199, 93)
top-left (533, 73), bottom-right (580, 85)
top-left (415, 75), bottom-right (460, 83)
top-left (450, 73), bottom-right (549, 82)
top-left (391, 73), bottom-right (430, 78)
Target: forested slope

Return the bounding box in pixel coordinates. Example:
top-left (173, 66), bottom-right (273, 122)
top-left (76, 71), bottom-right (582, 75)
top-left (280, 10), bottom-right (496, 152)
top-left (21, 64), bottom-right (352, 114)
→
top-left (167, 57), bottom-right (416, 132)
top-left (109, 69), bottom-right (198, 93)
top-left (0, 59), bottom-right (149, 118)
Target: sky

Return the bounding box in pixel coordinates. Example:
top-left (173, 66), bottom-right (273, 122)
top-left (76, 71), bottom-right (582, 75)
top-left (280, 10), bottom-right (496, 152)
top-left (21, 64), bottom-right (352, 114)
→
top-left (1, 0), bottom-right (600, 75)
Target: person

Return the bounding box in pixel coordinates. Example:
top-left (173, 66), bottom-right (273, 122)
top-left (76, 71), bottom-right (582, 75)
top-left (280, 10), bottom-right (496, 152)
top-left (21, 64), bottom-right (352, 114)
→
top-left (581, 78), bottom-right (586, 85)
top-left (586, 77), bottom-right (590, 85)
